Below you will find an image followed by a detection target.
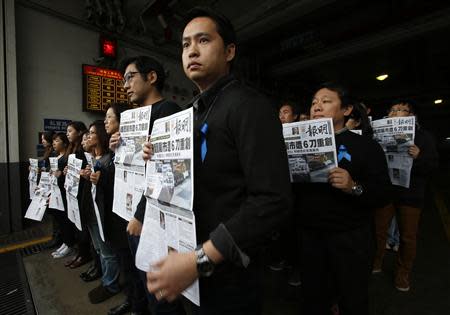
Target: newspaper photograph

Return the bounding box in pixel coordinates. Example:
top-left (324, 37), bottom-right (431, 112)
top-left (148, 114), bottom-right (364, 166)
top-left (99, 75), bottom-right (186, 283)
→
top-left (29, 158), bottom-right (39, 199)
top-left (282, 118), bottom-right (337, 183)
top-left (48, 157), bottom-right (64, 211)
top-left (65, 154), bottom-right (83, 230)
top-left (372, 116), bottom-right (416, 187)
top-left (112, 106), bottom-right (151, 221)
top-left (144, 108), bottom-right (194, 211)
top-left (135, 198), bottom-right (199, 306)
top-left (25, 172), bottom-right (51, 221)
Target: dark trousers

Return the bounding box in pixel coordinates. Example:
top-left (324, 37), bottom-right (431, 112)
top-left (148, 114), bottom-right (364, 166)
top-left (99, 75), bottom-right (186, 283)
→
top-left (128, 234), bottom-right (186, 315)
top-left (301, 226), bottom-right (371, 315)
top-left (187, 262), bottom-right (262, 315)
top-left (48, 208), bottom-right (76, 247)
top-left (116, 246), bottom-right (148, 312)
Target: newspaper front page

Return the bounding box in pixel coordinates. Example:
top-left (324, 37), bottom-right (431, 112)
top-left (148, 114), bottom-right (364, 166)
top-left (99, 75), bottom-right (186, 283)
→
top-left (65, 154), bottom-right (83, 231)
top-left (25, 171), bottom-right (51, 221)
top-left (112, 107), bottom-right (151, 221)
top-left (135, 108), bottom-right (199, 305)
top-left (28, 158), bottom-right (39, 199)
top-left (372, 116), bottom-right (415, 188)
top-left (283, 118), bottom-right (338, 183)
top-left (48, 157), bottom-right (65, 211)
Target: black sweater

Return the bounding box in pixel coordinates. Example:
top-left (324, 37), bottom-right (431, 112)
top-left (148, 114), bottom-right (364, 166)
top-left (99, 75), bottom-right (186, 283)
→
top-left (296, 129), bottom-right (391, 232)
top-left (94, 152), bottom-right (129, 248)
top-left (391, 127), bottom-right (438, 208)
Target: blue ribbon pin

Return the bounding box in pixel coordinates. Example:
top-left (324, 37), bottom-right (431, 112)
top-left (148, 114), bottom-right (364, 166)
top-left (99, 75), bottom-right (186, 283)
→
top-left (200, 123), bottom-right (208, 162)
top-left (337, 144), bottom-right (351, 162)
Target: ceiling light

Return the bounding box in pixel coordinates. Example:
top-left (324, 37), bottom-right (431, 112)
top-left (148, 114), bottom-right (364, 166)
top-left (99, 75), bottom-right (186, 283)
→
top-left (434, 99), bottom-right (443, 104)
top-left (376, 74), bottom-right (389, 81)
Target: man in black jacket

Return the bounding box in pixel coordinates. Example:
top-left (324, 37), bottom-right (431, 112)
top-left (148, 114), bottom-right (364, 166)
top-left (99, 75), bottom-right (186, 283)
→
top-left (297, 83), bottom-right (391, 315)
top-left (108, 56), bottom-right (182, 315)
top-left (373, 100), bottom-right (438, 292)
top-left (144, 7), bottom-right (292, 315)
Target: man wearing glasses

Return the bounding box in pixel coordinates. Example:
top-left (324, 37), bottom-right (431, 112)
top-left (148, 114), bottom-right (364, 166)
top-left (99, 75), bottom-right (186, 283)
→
top-left (108, 56), bottom-right (182, 315)
top-left (373, 100), bottom-right (438, 292)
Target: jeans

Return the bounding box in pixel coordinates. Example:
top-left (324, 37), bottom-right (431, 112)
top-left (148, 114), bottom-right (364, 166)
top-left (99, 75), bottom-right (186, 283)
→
top-left (87, 223), bottom-right (120, 292)
top-left (128, 234), bottom-right (185, 315)
top-left (387, 216), bottom-right (400, 246)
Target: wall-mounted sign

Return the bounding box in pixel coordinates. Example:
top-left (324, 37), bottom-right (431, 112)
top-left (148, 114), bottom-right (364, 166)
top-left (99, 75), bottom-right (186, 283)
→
top-left (82, 64), bottom-right (128, 112)
top-left (44, 118), bottom-right (72, 132)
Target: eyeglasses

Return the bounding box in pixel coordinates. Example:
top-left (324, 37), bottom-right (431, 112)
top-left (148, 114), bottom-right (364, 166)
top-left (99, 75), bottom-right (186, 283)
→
top-left (123, 71), bottom-right (141, 84)
top-left (389, 109), bottom-right (410, 114)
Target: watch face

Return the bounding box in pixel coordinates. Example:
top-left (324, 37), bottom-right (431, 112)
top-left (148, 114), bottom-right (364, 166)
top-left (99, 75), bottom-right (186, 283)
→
top-left (198, 261), bottom-right (214, 277)
top-left (353, 185), bottom-right (363, 196)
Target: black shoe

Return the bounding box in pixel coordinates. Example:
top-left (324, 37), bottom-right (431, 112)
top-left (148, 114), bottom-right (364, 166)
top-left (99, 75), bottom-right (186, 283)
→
top-left (81, 268), bottom-right (101, 282)
top-left (108, 300), bottom-right (131, 315)
top-left (80, 263), bottom-right (98, 279)
top-left (88, 285), bottom-right (118, 304)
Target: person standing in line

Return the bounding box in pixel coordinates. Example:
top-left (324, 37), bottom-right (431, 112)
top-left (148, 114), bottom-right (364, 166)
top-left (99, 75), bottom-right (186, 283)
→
top-left (373, 100), bottom-right (438, 292)
top-left (144, 7), bottom-right (292, 315)
top-left (109, 56), bottom-right (183, 315)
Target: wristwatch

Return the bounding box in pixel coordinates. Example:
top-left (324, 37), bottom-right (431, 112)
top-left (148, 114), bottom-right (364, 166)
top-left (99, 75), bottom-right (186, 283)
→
top-left (195, 245), bottom-right (215, 277)
top-left (351, 182), bottom-right (364, 196)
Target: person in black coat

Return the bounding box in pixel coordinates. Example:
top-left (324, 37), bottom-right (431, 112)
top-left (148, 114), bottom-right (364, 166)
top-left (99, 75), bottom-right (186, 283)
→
top-left (373, 100), bottom-right (438, 292)
top-left (297, 83), bottom-right (391, 315)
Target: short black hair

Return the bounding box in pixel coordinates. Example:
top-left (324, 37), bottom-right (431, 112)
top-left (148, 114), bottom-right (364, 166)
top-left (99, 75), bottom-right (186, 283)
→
top-left (390, 99), bottom-right (416, 114)
top-left (279, 101), bottom-right (299, 116)
top-left (349, 102), bottom-right (373, 137)
top-left (182, 7), bottom-right (237, 48)
top-left (315, 82), bottom-right (353, 109)
top-left (119, 55), bottom-right (166, 92)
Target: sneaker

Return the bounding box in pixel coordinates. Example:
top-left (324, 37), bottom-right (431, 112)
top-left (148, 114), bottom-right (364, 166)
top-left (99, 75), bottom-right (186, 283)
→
top-left (395, 272), bottom-right (410, 292)
top-left (269, 260), bottom-right (287, 271)
top-left (88, 285), bottom-right (119, 304)
top-left (287, 269), bottom-right (301, 287)
top-left (51, 243), bottom-right (68, 257)
top-left (53, 246), bottom-right (74, 259)
top-left (385, 243), bottom-right (391, 250)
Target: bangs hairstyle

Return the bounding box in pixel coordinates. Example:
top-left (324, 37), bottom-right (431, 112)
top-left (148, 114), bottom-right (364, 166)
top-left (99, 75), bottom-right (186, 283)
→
top-left (54, 132), bottom-right (69, 157)
top-left (182, 6), bottom-right (237, 48)
top-left (118, 56), bottom-right (166, 92)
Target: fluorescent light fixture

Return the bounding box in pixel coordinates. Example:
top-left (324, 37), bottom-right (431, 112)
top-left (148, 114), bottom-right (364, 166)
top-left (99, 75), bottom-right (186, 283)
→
top-left (434, 99), bottom-right (443, 104)
top-left (376, 74), bottom-right (389, 81)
